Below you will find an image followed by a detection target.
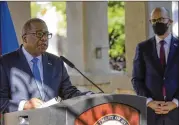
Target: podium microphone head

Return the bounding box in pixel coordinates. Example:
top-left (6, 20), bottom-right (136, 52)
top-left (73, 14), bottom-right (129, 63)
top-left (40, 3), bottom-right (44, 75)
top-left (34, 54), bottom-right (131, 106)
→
top-left (60, 56), bottom-right (75, 68)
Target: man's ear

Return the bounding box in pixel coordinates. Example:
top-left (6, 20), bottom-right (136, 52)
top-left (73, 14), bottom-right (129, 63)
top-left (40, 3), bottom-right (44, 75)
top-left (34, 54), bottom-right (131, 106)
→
top-left (169, 19), bottom-right (173, 25)
top-left (22, 36), bottom-right (27, 43)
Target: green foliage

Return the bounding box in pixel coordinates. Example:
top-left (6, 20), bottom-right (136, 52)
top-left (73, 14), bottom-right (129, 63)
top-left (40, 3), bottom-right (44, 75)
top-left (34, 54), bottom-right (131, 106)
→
top-left (51, 2), bottom-right (66, 35)
top-left (31, 2), bottom-right (41, 18)
top-left (30, 2), bottom-right (67, 36)
top-left (108, 1), bottom-right (125, 59)
top-left (51, 2), bottom-right (66, 14)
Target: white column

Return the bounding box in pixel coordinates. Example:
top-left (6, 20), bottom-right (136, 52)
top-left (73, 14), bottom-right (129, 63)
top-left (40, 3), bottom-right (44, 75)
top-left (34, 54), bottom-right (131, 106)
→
top-left (125, 2), bottom-right (148, 77)
top-left (83, 2), bottom-right (110, 74)
top-left (66, 2), bottom-right (86, 72)
top-left (66, 2), bottom-right (111, 87)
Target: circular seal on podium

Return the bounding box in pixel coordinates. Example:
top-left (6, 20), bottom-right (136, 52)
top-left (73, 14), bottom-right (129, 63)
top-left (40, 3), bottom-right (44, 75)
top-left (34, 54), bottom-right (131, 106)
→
top-left (94, 114), bottom-right (129, 125)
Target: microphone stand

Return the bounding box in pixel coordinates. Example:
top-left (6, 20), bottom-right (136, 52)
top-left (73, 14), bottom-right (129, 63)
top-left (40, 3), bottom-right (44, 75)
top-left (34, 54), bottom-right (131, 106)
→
top-left (74, 67), bottom-right (104, 93)
top-left (60, 56), bottom-right (104, 93)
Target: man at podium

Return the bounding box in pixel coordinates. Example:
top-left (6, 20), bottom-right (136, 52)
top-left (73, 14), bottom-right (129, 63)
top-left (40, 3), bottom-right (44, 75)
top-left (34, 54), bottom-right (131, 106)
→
top-left (0, 18), bottom-right (93, 113)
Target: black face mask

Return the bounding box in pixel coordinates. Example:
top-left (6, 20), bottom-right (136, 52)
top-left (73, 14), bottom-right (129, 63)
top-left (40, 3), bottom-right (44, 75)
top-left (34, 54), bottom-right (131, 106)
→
top-left (152, 22), bottom-right (169, 36)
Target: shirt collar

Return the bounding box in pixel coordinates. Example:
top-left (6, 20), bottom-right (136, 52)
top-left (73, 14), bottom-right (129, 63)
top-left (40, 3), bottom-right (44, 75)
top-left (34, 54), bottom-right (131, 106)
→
top-left (22, 46), bottom-right (42, 63)
top-left (155, 33), bottom-right (172, 45)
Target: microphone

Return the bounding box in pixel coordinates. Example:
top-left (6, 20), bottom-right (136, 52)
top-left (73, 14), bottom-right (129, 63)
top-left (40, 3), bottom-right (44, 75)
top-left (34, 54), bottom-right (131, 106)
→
top-left (60, 56), bottom-right (104, 93)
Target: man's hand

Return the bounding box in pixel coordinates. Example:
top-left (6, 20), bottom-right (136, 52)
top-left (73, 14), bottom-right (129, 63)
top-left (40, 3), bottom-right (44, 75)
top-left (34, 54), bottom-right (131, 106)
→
top-left (147, 101), bottom-right (165, 114)
top-left (147, 101), bottom-right (177, 115)
top-left (160, 101), bottom-right (177, 114)
top-left (24, 98), bottom-right (44, 110)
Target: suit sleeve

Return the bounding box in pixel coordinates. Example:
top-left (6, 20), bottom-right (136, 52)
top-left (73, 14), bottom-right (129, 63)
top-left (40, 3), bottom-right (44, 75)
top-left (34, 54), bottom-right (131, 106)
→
top-left (173, 85), bottom-right (179, 100)
top-left (0, 59), bottom-right (22, 113)
top-left (58, 60), bottom-right (88, 100)
top-left (131, 44), bottom-right (151, 97)
top-left (0, 59), bottom-right (10, 113)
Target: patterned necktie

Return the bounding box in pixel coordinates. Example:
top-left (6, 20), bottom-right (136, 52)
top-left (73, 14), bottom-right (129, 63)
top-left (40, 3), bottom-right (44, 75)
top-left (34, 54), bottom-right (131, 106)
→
top-left (160, 40), bottom-right (166, 101)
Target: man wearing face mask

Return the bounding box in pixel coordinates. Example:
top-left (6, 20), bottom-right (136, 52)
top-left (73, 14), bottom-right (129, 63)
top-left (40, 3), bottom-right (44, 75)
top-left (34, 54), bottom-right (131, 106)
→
top-left (132, 7), bottom-right (179, 125)
top-left (0, 18), bottom-right (93, 113)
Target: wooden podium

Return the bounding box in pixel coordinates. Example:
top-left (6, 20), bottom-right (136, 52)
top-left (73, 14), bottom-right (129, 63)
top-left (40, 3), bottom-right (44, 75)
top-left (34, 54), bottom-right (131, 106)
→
top-left (4, 94), bottom-right (147, 125)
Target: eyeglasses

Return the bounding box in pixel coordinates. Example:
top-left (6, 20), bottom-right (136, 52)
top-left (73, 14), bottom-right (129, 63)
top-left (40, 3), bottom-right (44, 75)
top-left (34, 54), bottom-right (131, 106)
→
top-left (23, 31), bottom-right (52, 39)
top-left (150, 17), bottom-right (169, 24)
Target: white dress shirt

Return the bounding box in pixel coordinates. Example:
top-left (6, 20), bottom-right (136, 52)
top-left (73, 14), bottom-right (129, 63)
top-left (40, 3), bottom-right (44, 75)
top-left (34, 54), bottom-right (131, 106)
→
top-left (18, 47), bottom-right (44, 111)
top-left (147, 33), bottom-right (178, 107)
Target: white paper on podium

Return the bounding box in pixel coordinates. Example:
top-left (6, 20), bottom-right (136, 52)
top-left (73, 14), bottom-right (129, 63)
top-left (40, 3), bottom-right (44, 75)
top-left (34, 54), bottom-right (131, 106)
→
top-left (38, 98), bottom-right (59, 108)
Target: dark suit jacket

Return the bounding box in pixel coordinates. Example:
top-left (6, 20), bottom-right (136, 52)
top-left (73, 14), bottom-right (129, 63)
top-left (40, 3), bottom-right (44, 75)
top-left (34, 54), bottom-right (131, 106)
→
top-left (0, 46), bottom-right (88, 113)
top-left (132, 35), bottom-right (179, 124)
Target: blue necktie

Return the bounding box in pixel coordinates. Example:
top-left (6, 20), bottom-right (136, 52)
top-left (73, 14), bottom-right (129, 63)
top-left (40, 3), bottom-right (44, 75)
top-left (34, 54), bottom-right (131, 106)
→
top-left (32, 58), bottom-right (42, 83)
top-left (31, 58), bottom-right (43, 99)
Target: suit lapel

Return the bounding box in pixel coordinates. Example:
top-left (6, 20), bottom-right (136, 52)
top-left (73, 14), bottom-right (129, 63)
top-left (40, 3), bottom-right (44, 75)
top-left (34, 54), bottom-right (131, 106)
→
top-left (150, 37), bottom-right (164, 75)
top-left (18, 47), bottom-right (54, 100)
top-left (18, 47), bottom-right (33, 77)
top-left (165, 36), bottom-right (179, 74)
top-left (42, 53), bottom-right (53, 100)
